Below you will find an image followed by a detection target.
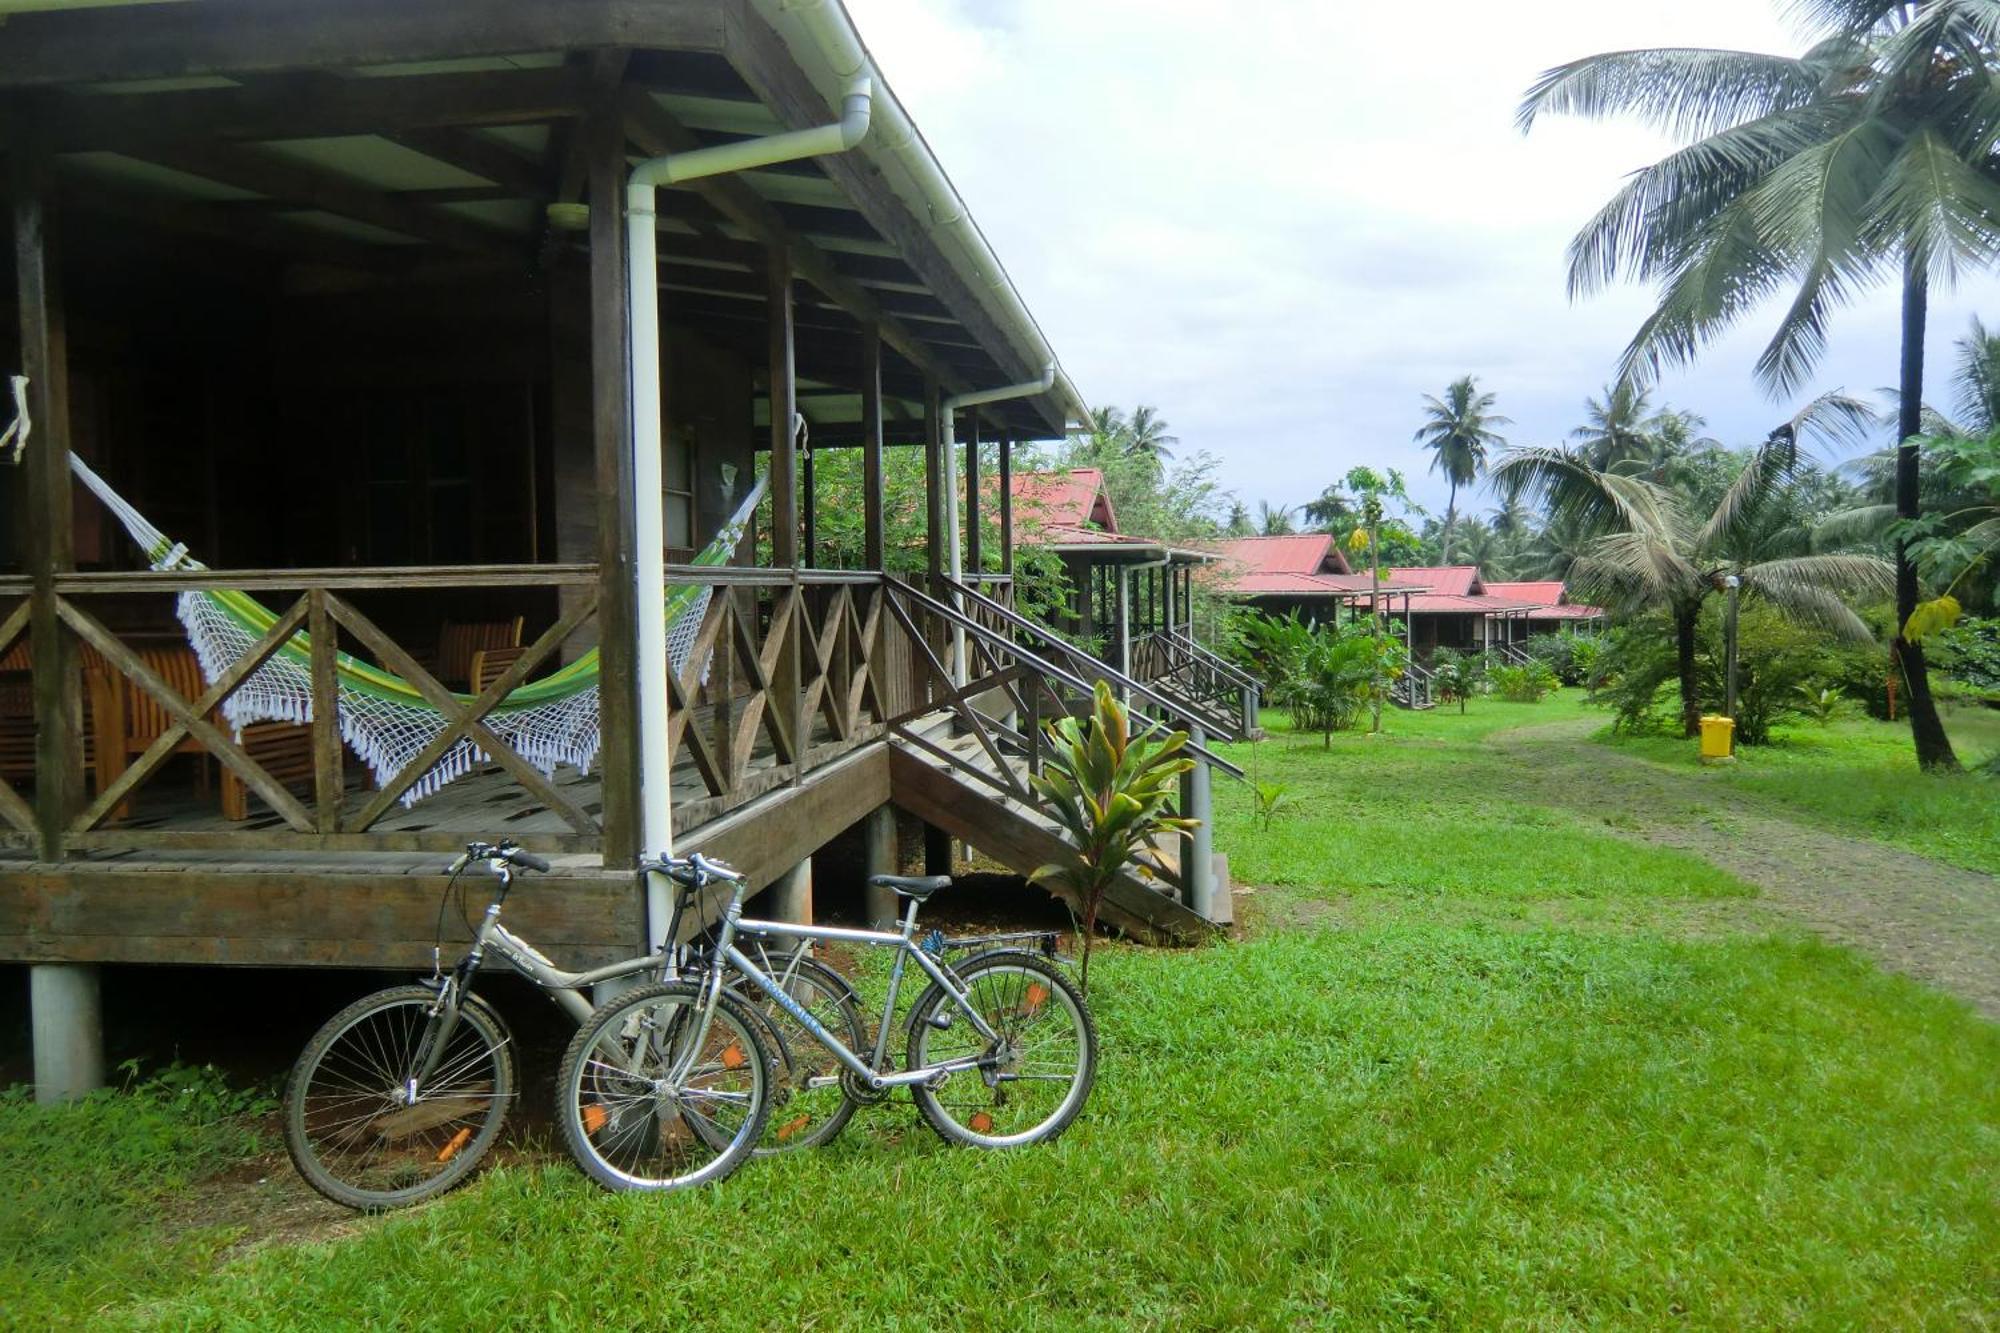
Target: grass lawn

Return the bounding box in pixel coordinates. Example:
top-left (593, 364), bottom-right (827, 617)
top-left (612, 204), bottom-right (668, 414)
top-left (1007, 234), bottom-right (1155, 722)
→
top-left (5, 698), bottom-right (1997, 1328)
top-left (1604, 702), bottom-right (2000, 877)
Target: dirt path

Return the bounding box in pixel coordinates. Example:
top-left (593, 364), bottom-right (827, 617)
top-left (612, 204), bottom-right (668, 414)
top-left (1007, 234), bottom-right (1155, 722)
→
top-left (1491, 718), bottom-right (2000, 1020)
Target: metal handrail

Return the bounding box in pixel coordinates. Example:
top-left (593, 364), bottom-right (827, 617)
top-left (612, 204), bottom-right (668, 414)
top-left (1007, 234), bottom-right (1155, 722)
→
top-left (1148, 627), bottom-right (1261, 692)
top-left (897, 576), bottom-right (1245, 779)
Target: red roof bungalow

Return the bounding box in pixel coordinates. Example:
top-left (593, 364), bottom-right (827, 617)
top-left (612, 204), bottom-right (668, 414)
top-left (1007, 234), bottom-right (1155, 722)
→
top-left (1206, 547), bottom-right (1602, 659)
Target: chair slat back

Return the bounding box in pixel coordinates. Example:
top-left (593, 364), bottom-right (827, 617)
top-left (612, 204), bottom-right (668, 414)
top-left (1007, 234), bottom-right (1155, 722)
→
top-left (436, 618), bottom-right (523, 687)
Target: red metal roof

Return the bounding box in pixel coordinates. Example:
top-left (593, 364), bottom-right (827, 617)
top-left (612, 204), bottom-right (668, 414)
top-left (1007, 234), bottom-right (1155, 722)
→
top-left (1384, 565), bottom-right (1481, 597)
top-left (1212, 534), bottom-right (1352, 576)
top-left (1010, 469), bottom-right (1116, 534)
top-left (1484, 580), bottom-right (1567, 605)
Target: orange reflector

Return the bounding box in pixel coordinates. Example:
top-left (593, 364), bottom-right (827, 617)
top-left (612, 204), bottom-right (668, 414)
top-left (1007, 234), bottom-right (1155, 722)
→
top-left (969, 1112), bottom-right (994, 1134)
top-left (721, 1043), bottom-right (746, 1070)
top-left (581, 1102), bottom-right (608, 1136)
top-left (1024, 983), bottom-right (1049, 1014)
top-left (776, 1114), bottom-right (810, 1142)
top-left (436, 1126), bottom-right (474, 1163)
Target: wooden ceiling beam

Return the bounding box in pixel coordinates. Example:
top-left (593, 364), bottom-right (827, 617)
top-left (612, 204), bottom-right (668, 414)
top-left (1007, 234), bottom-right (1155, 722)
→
top-left (130, 142), bottom-right (523, 259)
top-left (20, 65), bottom-right (594, 155)
top-left (388, 127), bottom-right (552, 200)
top-left (0, 0), bottom-right (724, 90)
top-left (56, 176), bottom-right (414, 276)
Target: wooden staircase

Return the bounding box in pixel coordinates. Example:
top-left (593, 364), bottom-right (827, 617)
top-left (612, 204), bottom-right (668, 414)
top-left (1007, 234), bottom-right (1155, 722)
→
top-left (886, 734), bottom-right (1219, 946)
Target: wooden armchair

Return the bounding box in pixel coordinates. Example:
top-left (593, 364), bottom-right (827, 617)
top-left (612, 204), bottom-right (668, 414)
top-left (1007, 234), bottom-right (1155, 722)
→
top-left (1, 639), bottom-right (103, 788)
top-left (429, 618), bottom-right (524, 691)
top-left (89, 644), bottom-right (315, 822)
top-left (468, 644), bottom-right (530, 694)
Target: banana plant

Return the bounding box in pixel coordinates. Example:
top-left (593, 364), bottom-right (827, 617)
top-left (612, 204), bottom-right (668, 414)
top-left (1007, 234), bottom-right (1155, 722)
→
top-left (1029, 681), bottom-right (1197, 993)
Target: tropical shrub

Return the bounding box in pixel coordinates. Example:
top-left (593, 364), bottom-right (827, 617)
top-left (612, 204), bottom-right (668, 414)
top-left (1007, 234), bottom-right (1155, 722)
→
top-left (1490, 660), bottom-right (1559, 703)
top-left (1236, 611), bottom-right (1405, 741)
top-left (1430, 648), bottom-right (1485, 714)
top-left (1028, 682), bottom-right (1196, 992)
top-left (1932, 616), bottom-right (2000, 700)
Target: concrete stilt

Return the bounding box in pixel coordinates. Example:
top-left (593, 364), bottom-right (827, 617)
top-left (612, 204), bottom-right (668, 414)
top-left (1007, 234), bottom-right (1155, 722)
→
top-left (1181, 725), bottom-right (1216, 921)
top-left (863, 805), bottom-right (900, 929)
top-left (765, 857), bottom-right (813, 924)
top-left (30, 963), bottom-right (104, 1105)
top-left (923, 823), bottom-right (952, 877)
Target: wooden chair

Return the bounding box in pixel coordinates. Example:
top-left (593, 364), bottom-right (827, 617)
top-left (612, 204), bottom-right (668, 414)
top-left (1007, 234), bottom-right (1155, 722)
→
top-left (1, 639), bottom-right (103, 789)
top-left (431, 618), bottom-right (524, 691)
top-left (468, 644), bottom-right (530, 695)
top-left (88, 643), bottom-right (313, 822)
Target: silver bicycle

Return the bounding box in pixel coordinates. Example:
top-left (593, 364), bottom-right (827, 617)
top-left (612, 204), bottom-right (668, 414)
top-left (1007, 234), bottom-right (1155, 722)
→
top-left (556, 853), bottom-right (1097, 1193)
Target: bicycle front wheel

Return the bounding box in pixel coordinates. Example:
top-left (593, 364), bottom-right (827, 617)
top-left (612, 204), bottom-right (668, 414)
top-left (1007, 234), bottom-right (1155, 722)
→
top-left (905, 952), bottom-right (1097, 1149)
top-left (730, 955), bottom-right (865, 1155)
top-left (284, 984), bottom-right (516, 1211)
top-left (557, 982), bottom-right (770, 1192)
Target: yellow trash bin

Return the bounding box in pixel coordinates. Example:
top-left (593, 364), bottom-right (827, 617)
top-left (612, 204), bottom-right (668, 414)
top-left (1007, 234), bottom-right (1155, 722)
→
top-left (1699, 714), bottom-right (1735, 762)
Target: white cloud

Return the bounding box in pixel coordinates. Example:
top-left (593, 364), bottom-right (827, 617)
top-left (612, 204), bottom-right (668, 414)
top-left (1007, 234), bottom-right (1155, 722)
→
top-left (845, 0), bottom-right (2000, 515)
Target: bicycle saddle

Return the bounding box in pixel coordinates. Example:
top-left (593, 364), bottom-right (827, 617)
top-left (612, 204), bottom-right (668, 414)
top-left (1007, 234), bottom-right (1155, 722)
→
top-left (868, 873), bottom-right (951, 900)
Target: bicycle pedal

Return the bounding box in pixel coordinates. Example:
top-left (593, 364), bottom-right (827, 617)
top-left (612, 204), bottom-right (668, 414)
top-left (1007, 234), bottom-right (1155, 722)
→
top-left (924, 1011), bottom-right (953, 1030)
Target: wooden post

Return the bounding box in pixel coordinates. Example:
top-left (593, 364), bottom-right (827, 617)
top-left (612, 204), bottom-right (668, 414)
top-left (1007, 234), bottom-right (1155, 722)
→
top-left (14, 136), bottom-right (82, 862)
top-left (586, 102), bottom-right (639, 867)
top-left (308, 588), bottom-right (341, 833)
top-left (861, 324), bottom-right (885, 572)
top-left (923, 374), bottom-right (943, 589)
top-left (767, 247), bottom-right (797, 569)
top-left (997, 436), bottom-right (1014, 578)
top-left (964, 414), bottom-right (982, 582)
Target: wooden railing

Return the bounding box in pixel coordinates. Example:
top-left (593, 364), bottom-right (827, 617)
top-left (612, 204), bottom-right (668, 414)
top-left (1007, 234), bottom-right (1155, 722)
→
top-left (15, 565), bottom-right (600, 857)
top-left (1129, 628), bottom-right (1260, 741)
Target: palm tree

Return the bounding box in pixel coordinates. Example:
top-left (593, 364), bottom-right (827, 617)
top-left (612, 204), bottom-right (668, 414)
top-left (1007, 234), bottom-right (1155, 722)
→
top-left (1413, 376), bottom-right (1509, 564)
top-left (1495, 396), bottom-right (1889, 736)
top-left (1124, 405), bottom-right (1177, 472)
top-left (1517, 2), bottom-right (1993, 769)
top-left (1302, 481), bottom-right (1357, 532)
top-left (1571, 382), bottom-right (1662, 471)
top-left (1224, 499), bottom-right (1254, 537)
top-left (1257, 501), bottom-right (1297, 536)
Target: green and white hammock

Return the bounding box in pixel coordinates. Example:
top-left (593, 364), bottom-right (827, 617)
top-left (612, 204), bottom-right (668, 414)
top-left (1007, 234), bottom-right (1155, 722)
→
top-left (69, 453), bottom-right (764, 806)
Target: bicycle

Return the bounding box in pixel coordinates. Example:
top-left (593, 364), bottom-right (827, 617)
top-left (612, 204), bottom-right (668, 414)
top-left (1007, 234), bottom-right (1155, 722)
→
top-left (284, 838), bottom-right (893, 1209)
top-left (555, 853), bottom-right (1097, 1193)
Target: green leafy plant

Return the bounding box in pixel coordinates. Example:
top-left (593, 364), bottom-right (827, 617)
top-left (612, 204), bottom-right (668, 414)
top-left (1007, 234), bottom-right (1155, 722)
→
top-left (1029, 682), bottom-right (1197, 993)
top-left (1795, 682), bottom-right (1842, 726)
top-left (1250, 780), bottom-right (1296, 833)
top-left (1490, 660), bottom-right (1559, 703)
top-left (1431, 648), bottom-right (1485, 714)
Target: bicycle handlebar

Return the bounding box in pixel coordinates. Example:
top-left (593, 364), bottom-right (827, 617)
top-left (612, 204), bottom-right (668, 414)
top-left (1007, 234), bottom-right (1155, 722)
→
top-left (639, 851), bottom-right (746, 887)
top-left (450, 841), bottom-right (551, 875)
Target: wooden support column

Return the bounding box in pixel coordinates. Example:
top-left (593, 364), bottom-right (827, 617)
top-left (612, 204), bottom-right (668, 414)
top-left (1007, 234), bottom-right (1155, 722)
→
top-left (923, 374), bottom-right (943, 589)
top-left (998, 436), bottom-right (1014, 577)
top-left (964, 414), bottom-right (982, 581)
top-left (14, 138), bottom-right (82, 862)
top-left (861, 324), bottom-right (885, 571)
top-left (586, 102), bottom-right (639, 867)
top-left (767, 247), bottom-right (797, 568)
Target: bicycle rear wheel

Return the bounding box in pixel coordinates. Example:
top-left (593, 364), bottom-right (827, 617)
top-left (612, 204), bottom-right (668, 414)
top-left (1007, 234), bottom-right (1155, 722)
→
top-left (906, 952), bottom-right (1096, 1148)
top-left (557, 982), bottom-right (770, 1192)
top-left (284, 984), bottom-right (515, 1211)
top-left (730, 954), bottom-right (865, 1154)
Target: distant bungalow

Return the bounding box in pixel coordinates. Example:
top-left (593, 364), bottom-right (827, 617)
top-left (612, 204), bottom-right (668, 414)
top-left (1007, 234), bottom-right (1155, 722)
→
top-left (1205, 536), bottom-right (1603, 660)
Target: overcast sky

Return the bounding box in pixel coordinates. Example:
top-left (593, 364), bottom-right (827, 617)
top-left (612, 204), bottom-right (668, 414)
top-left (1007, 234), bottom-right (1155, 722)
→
top-left (844, 0), bottom-right (2000, 519)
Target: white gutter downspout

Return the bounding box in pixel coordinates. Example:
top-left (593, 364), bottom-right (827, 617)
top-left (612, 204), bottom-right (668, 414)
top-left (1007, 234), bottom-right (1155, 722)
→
top-left (627, 77), bottom-right (873, 948)
top-left (941, 363), bottom-right (1054, 683)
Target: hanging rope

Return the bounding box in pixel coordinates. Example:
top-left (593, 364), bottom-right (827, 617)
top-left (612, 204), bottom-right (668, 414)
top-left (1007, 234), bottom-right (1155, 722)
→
top-left (1, 376), bottom-right (29, 466)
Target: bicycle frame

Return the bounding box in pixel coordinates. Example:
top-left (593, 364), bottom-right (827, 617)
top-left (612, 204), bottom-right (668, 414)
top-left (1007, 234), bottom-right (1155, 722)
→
top-left (708, 889), bottom-right (1007, 1093)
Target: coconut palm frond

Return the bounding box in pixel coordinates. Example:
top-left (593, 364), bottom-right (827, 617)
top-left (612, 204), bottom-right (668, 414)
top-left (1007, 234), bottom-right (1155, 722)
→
top-left (1617, 198), bottom-right (1798, 387)
top-left (1491, 446), bottom-right (1678, 541)
top-left (1742, 575), bottom-right (1881, 643)
top-left (1574, 530), bottom-right (1702, 603)
top-left (1866, 125), bottom-right (2000, 284)
top-left (1779, 389), bottom-right (1881, 457)
top-left (1812, 501), bottom-right (1897, 547)
top-left (1564, 105), bottom-right (1842, 296)
top-left (1518, 47), bottom-right (1823, 139)
top-left (1748, 551), bottom-right (1897, 598)
top-left (1700, 439), bottom-right (1802, 553)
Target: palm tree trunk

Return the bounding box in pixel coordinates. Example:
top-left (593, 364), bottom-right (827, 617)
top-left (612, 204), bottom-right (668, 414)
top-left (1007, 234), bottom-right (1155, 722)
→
top-left (1893, 260), bottom-right (1960, 772)
top-left (1675, 602), bottom-right (1700, 739)
top-left (1443, 480), bottom-right (1458, 564)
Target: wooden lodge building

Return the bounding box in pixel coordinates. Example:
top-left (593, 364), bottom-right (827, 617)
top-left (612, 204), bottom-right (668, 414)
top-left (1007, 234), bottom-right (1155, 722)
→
top-left (0, 0), bottom-right (1241, 1097)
